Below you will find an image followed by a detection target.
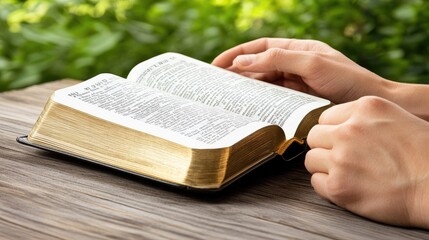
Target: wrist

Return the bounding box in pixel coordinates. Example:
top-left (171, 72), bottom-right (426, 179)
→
top-left (383, 81), bottom-right (429, 120)
top-left (353, 71), bottom-right (397, 102)
top-left (370, 76), bottom-right (399, 102)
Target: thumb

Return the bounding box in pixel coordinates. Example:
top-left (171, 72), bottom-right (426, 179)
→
top-left (233, 48), bottom-right (313, 75)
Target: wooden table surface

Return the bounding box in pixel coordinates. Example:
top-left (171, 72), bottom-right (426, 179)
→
top-left (0, 80), bottom-right (428, 240)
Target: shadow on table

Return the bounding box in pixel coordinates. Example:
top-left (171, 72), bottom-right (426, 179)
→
top-left (23, 139), bottom-right (309, 203)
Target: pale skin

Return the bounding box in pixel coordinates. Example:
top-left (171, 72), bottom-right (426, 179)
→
top-left (212, 38), bottom-right (429, 228)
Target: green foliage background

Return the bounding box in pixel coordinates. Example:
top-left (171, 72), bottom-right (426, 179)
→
top-left (1, 0), bottom-right (428, 91)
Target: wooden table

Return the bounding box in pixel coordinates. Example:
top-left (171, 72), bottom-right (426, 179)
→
top-left (0, 80), bottom-right (428, 239)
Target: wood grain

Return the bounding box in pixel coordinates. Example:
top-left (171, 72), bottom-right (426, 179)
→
top-left (0, 80), bottom-right (428, 239)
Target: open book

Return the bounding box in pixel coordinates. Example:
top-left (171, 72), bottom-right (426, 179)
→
top-left (22, 53), bottom-right (331, 190)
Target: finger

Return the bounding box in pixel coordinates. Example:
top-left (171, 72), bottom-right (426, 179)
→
top-left (238, 75), bottom-right (306, 89)
top-left (231, 48), bottom-right (327, 78)
top-left (212, 38), bottom-right (289, 68)
top-left (310, 172), bottom-right (330, 200)
top-left (318, 102), bottom-right (355, 125)
top-left (307, 124), bottom-right (335, 149)
top-left (281, 79), bottom-right (309, 93)
top-left (304, 148), bottom-right (331, 174)
top-left (212, 38), bottom-right (335, 68)
top-left (227, 67), bottom-right (303, 88)
top-left (239, 71), bottom-right (281, 82)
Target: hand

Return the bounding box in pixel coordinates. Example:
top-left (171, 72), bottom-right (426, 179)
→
top-left (212, 38), bottom-right (395, 104)
top-left (305, 96), bottom-right (429, 228)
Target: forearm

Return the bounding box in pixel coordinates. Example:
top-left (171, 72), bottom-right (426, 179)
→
top-left (380, 80), bottom-right (429, 121)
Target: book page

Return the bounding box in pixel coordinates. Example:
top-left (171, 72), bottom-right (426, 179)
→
top-left (53, 74), bottom-right (270, 149)
top-left (127, 53), bottom-right (330, 138)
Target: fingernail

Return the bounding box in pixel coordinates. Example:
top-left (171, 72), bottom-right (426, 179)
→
top-left (234, 54), bottom-right (255, 66)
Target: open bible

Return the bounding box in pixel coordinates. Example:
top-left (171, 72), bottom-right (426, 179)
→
top-left (21, 53), bottom-right (331, 190)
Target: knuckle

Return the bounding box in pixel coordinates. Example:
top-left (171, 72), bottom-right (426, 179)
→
top-left (266, 48), bottom-right (285, 59)
top-left (335, 122), bottom-right (364, 141)
top-left (326, 174), bottom-right (351, 206)
top-left (303, 53), bottom-right (325, 76)
top-left (330, 149), bottom-right (353, 168)
top-left (306, 52), bottom-right (323, 66)
top-left (259, 37), bottom-right (271, 42)
top-left (298, 39), bottom-right (330, 51)
top-left (256, 37), bottom-right (271, 47)
top-left (265, 48), bottom-right (287, 71)
top-left (355, 96), bottom-right (389, 114)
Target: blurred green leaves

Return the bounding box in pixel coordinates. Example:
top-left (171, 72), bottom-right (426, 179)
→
top-left (1, 0), bottom-right (428, 92)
